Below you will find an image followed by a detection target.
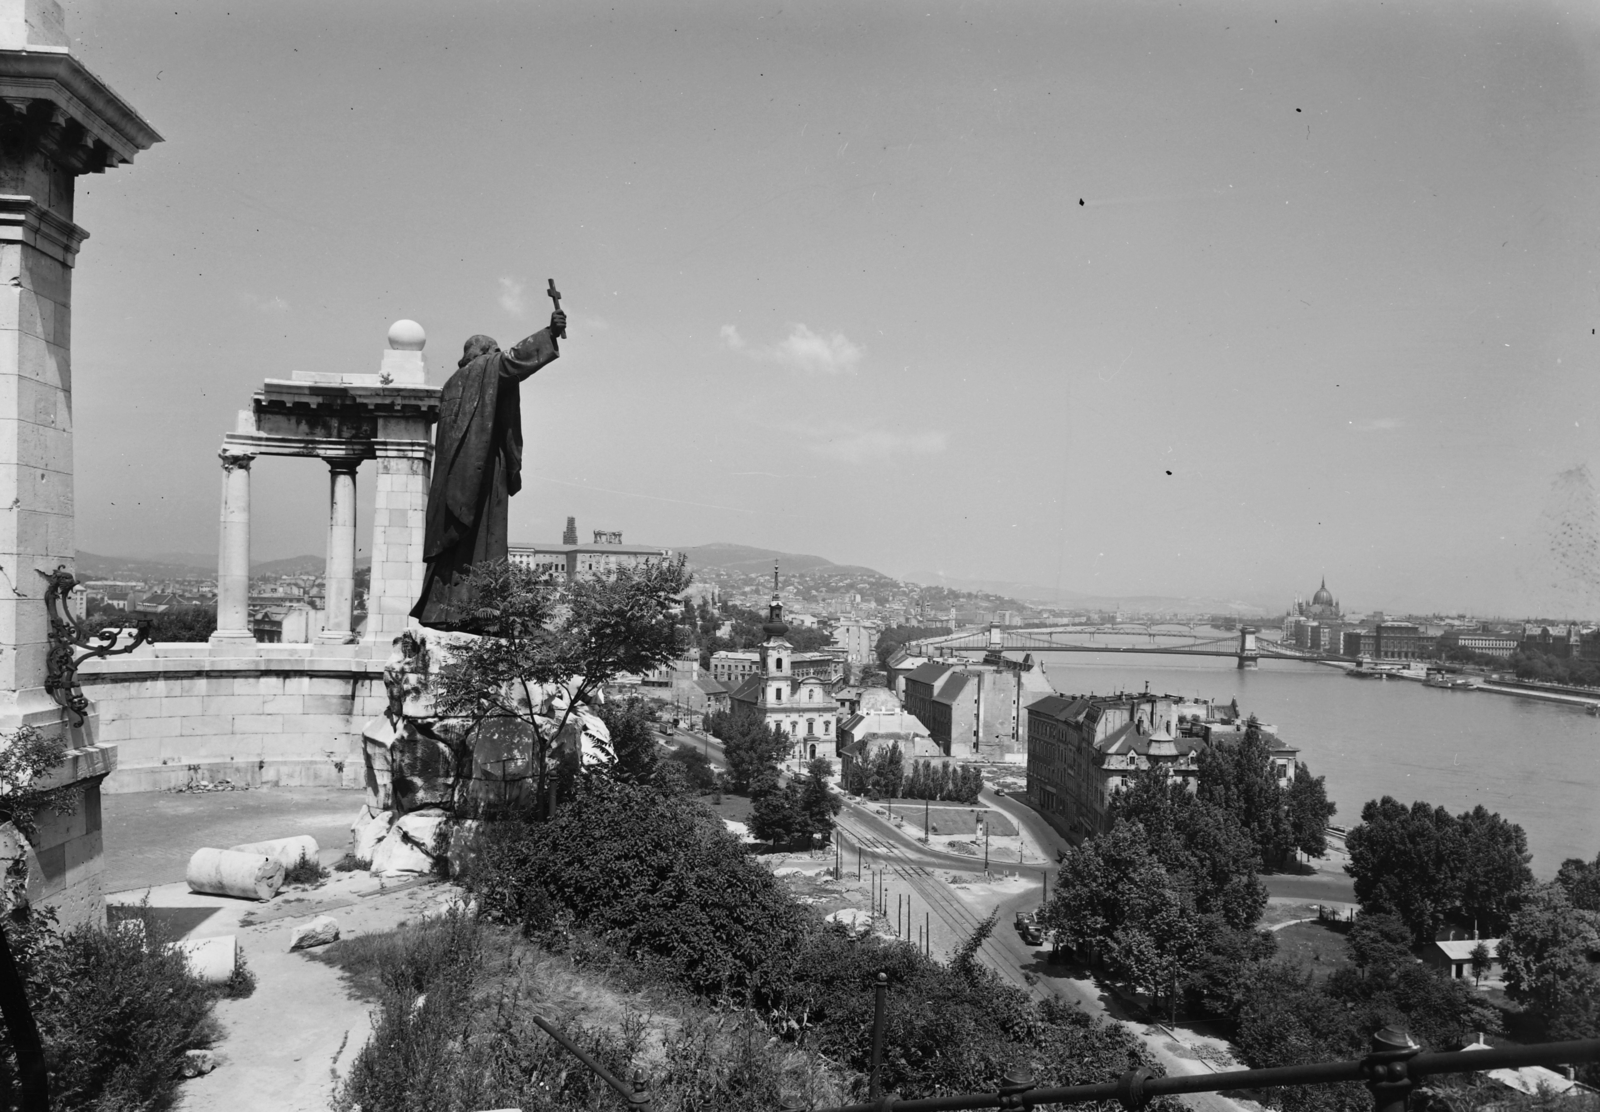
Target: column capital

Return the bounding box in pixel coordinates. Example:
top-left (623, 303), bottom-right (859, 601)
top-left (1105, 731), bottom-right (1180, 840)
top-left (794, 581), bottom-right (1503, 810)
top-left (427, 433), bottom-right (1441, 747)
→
top-left (323, 455), bottom-right (362, 475)
top-left (218, 447), bottom-right (256, 472)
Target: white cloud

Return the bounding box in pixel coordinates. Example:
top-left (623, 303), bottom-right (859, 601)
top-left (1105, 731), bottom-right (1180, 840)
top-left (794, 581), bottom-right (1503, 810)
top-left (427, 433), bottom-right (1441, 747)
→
top-left (1351, 417), bottom-right (1404, 432)
top-left (807, 425), bottom-right (947, 463)
top-left (498, 276), bottom-right (526, 318)
top-left (719, 322), bottom-right (863, 375)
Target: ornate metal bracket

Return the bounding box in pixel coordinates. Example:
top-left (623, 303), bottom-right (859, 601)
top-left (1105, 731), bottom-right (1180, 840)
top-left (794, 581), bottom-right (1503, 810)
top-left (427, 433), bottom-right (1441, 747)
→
top-left (37, 566), bottom-right (154, 727)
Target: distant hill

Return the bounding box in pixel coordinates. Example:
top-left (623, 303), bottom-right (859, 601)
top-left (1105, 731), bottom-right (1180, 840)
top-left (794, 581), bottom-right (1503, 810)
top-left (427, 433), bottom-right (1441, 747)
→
top-left (76, 551), bottom-right (370, 580)
top-left (678, 542), bottom-right (887, 579)
top-left (903, 569), bottom-right (1268, 615)
top-left (77, 551), bottom-right (210, 579)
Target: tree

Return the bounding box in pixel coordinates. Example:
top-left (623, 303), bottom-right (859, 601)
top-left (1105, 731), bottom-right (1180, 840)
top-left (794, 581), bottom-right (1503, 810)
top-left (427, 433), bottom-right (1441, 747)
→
top-left (1196, 716), bottom-right (1294, 867)
top-left (1110, 766), bottom-right (1266, 929)
top-left (800, 757), bottom-right (841, 843)
top-left (664, 743), bottom-right (717, 792)
top-left (1344, 796), bottom-right (1531, 943)
top-left (1554, 851), bottom-right (1600, 912)
top-left (1497, 881), bottom-right (1600, 1048)
top-left (1234, 962), bottom-right (1367, 1112)
top-left (1287, 761), bottom-right (1337, 859)
top-left (1344, 912), bottom-right (1414, 978)
top-left (715, 706), bottom-right (788, 793)
top-left (593, 697), bottom-right (659, 785)
top-left (1469, 940), bottom-right (1492, 986)
top-left (1455, 805), bottom-right (1533, 934)
top-left (1043, 820), bottom-right (1200, 1014)
top-left (750, 760), bottom-right (839, 846)
top-left (866, 742), bottom-right (904, 800)
top-left (431, 557), bottom-right (691, 815)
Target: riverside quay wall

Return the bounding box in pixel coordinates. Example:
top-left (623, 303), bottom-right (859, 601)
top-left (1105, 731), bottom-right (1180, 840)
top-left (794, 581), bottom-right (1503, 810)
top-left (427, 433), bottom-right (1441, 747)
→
top-left (79, 643), bottom-right (388, 793)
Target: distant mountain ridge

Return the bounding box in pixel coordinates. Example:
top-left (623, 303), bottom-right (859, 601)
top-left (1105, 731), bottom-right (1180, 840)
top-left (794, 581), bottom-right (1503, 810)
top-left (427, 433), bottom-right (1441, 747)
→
top-left (677, 542), bottom-right (888, 580)
top-left (76, 551), bottom-right (370, 580)
top-left (903, 569), bottom-right (1268, 615)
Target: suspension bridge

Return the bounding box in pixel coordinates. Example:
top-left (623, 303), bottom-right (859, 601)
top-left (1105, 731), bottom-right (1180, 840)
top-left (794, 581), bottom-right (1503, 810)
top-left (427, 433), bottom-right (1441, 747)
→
top-left (907, 624), bottom-right (1355, 670)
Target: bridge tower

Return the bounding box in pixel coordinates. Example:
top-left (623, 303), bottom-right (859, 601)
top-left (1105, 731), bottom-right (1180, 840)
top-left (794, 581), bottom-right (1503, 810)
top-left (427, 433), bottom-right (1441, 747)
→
top-left (1237, 626), bottom-right (1260, 670)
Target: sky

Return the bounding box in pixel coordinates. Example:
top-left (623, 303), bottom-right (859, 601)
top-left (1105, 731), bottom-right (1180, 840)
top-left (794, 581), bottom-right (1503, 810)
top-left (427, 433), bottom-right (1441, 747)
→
top-left (58, 0), bottom-right (1600, 616)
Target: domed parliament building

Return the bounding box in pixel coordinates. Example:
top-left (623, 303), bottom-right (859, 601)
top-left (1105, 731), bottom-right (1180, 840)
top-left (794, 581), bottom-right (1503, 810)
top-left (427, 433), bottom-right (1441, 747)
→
top-left (1291, 578), bottom-right (1342, 621)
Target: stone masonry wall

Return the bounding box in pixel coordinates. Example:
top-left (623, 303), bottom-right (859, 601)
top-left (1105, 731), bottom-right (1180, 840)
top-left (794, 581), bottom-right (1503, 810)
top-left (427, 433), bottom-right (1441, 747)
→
top-left (80, 649), bottom-right (387, 793)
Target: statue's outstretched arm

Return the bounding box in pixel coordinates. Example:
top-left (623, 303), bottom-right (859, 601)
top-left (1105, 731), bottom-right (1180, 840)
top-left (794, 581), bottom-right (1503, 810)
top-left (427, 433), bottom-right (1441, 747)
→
top-left (500, 326), bottom-right (560, 382)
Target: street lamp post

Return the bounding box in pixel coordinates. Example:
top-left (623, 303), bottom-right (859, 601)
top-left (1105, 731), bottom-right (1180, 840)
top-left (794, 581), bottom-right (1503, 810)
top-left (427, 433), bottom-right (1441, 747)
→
top-left (923, 796), bottom-right (930, 844)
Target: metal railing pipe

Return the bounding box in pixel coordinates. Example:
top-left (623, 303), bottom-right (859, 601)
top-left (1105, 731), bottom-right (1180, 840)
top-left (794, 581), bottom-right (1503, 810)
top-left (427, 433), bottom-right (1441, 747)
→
top-left (529, 1013), bottom-right (648, 1109)
top-left (804, 1036), bottom-right (1600, 1112)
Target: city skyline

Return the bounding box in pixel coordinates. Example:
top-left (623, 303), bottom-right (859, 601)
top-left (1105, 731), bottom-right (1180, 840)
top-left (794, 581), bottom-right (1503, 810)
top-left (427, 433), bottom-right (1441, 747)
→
top-left (61, 0), bottom-right (1600, 617)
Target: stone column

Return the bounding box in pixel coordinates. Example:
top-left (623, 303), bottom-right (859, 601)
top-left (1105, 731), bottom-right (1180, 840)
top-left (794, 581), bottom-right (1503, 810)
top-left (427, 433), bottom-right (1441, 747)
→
top-left (210, 448), bottom-right (256, 646)
top-left (364, 451), bottom-right (429, 645)
top-left (0, 0), bottom-right (161, 922)
top-left (317, 458), bottom-right (359, 644)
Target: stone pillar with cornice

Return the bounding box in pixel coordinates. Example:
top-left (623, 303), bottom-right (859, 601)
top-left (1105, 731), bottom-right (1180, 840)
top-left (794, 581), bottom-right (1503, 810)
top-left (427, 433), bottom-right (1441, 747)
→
top-left (0, 0), bottom-right (160, 921)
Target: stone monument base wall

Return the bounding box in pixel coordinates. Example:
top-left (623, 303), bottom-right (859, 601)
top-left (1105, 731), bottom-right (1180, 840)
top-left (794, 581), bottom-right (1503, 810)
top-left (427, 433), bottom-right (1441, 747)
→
top-left (80, 644), bottom-right (388, 794)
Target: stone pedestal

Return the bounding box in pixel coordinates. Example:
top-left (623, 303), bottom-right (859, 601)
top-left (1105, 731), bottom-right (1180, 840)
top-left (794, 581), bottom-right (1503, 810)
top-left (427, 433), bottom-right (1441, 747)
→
top-left (0, 0), bottom-right (160, 920)
top-left (365, 444), bottom-right (430, 646)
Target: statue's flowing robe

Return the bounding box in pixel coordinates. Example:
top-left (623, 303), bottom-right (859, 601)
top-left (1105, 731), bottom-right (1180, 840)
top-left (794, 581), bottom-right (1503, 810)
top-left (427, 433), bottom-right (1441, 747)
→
top-left (411, 328), bottom-right (559, 630)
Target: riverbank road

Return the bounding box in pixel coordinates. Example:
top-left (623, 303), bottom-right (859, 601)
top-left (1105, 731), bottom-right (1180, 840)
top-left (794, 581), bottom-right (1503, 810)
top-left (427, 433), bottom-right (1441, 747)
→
top-left (833, 794), bottom-right (1250, 1112)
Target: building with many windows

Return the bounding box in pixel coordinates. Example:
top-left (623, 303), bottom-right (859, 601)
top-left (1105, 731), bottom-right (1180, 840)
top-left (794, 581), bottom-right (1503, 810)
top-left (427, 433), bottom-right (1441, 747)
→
top-left (509, 517), bottom-right (669, 583)
top-left (1024, 690), bottom-right (1301, 843)
top-left (901, 655), bottom-right (1056, 759)
top-left (727, 568), bottom-right (839, 762)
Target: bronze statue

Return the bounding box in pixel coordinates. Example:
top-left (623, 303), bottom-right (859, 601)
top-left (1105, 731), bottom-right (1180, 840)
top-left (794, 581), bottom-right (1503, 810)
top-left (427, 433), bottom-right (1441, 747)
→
top-left (411, 298), bottom-right (567, 631)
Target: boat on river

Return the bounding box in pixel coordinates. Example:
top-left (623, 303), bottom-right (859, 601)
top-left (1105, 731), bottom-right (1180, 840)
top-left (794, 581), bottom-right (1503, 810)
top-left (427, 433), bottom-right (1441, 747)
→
top-left (1425, 669), bottom-right (1479, 690)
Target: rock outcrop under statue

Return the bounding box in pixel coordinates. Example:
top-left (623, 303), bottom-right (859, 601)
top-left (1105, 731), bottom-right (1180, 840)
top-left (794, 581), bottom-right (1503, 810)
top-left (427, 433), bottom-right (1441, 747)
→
top-left (356, 629), bottom-right (614, 868)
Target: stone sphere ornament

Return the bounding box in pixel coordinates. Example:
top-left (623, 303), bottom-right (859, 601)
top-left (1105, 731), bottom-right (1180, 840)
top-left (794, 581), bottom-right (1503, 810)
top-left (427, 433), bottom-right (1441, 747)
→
top-left (387, 319), bottom-right (426, 351)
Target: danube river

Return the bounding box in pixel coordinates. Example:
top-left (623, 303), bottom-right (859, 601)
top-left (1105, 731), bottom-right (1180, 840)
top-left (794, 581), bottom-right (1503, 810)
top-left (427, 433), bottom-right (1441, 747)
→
top-left (1005, 650), bottom-right (1599, 877)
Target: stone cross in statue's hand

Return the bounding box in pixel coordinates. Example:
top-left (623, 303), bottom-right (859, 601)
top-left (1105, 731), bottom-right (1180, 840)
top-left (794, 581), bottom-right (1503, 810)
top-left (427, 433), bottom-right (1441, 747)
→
top-left (547, 279), bottom-right (566, 339)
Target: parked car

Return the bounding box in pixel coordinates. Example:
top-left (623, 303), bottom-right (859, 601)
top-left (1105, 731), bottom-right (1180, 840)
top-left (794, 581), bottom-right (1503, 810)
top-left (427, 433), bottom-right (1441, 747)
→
top-left (1020, 921), bottom-right (1043, 946)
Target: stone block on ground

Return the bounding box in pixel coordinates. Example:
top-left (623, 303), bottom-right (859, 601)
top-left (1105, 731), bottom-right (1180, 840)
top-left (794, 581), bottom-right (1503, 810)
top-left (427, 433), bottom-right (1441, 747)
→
top-left (369, 808), bottom-right (448, 877)
top-left (186, 848), bottom-right (285, 901)
top-left (349, 804), bottom-right (393, 862)
top-left (228, 835), bottom-right (319, 872)
top-left (173, 935), bottom-right (237, 984)
top-left (289, 914), bottom-right (340, 950)
top-left (180, 1049), bottom-right (217, 1078)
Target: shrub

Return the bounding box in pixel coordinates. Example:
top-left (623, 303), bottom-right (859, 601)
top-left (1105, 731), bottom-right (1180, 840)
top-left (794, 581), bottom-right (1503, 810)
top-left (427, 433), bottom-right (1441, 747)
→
top-left (467, 779), bottom-right (805, 1003)
top-left (284, 852), bottom-right (329, 885)
top-left (0, 908), bottom-right (219, 1112)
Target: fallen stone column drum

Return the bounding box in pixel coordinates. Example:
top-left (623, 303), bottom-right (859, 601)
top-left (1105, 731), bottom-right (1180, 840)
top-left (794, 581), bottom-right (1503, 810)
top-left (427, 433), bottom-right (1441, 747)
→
top-left (229, 835), bottom-right (320, 872)
top-left (186, 848), bottom-right (285, 901)
top-left (173, 935), bottom-right (238, 984)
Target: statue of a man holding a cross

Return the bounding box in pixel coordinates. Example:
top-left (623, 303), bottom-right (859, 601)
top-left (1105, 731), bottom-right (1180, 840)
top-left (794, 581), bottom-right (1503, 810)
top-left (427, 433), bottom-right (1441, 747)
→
top-left (410, 283), bottom-right (567, 632)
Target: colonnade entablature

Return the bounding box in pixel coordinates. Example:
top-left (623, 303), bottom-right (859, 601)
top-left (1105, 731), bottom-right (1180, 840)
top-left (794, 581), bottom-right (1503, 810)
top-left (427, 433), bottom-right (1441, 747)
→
top-left (212, 320), bottom-right (440, 652)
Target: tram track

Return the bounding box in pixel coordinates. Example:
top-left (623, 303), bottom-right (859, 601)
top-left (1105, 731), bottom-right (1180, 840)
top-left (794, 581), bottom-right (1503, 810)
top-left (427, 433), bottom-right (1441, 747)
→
top-left (833, 812), bottom-right (1036, 994)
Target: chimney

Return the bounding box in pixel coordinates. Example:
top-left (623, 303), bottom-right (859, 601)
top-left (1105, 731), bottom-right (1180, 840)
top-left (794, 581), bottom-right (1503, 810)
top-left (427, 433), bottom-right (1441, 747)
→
top-left (562, 516), bottom-right (577, 545)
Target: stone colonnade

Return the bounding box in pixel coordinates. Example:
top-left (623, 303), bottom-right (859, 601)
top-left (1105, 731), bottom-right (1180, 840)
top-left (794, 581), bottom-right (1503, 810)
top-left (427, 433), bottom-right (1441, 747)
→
top-left (211, 321), bottom-right (440, 650)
